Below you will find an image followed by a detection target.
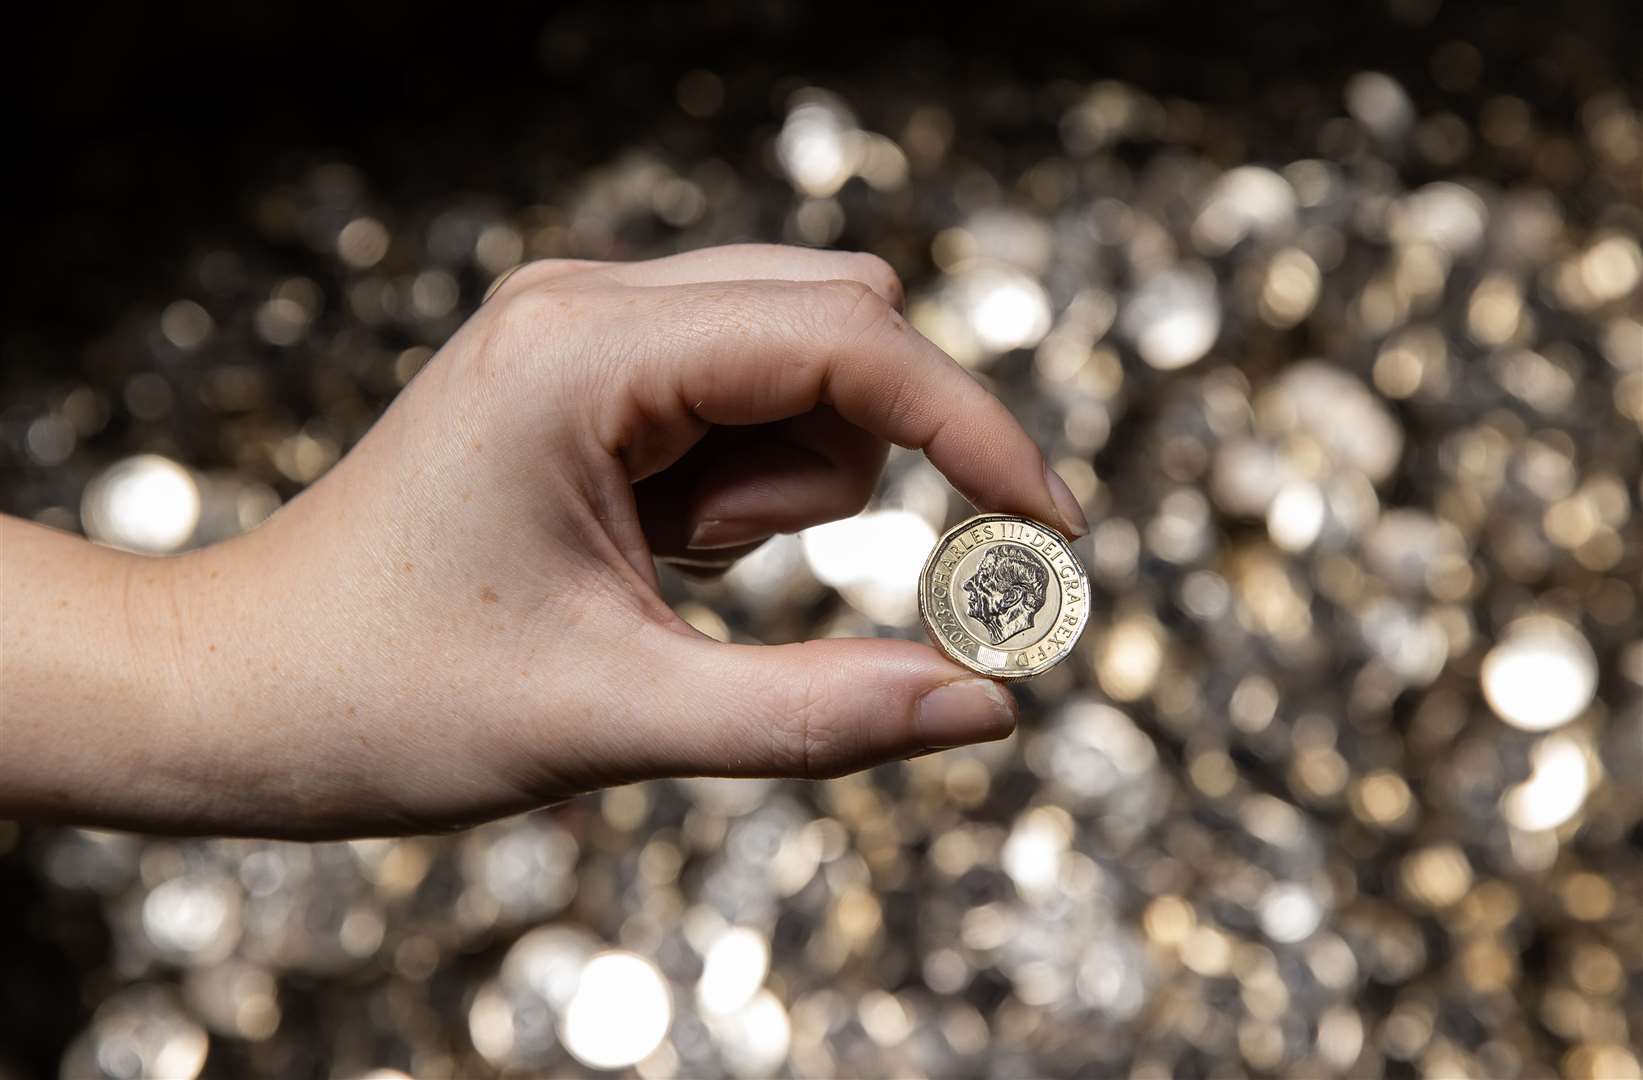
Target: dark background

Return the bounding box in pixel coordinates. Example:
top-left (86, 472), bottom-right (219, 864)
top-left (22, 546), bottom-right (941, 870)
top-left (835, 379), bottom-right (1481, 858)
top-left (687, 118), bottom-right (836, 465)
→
top-left (8, 0), bottom-right (1634, 353)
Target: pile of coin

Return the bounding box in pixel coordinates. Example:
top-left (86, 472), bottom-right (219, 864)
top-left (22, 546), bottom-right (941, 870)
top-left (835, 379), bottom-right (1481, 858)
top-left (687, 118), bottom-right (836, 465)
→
top-left (2, 5), bottom-right (1640, 1076)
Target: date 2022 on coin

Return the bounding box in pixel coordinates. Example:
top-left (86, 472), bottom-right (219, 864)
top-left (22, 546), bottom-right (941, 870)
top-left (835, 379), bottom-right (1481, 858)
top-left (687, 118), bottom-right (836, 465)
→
top-left (918, 513), bottom-right (1091, 679)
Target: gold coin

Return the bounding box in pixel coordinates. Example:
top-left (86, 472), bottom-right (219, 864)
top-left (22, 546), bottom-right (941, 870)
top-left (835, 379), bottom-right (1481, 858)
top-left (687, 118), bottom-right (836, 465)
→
top-left (918, 513), bottom-right (1091, 679)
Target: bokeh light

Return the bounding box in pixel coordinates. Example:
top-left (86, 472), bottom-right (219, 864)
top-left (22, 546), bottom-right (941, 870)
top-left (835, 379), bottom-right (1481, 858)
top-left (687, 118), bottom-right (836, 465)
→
top-left (561, 952), bottom-right (672, 1070)
top-left (6, 7), bottom-right (1642, 1078)
top-left (81, 455), bottom-right (202, 554)
top-left (1481, 616), bottom-right (1600, 731)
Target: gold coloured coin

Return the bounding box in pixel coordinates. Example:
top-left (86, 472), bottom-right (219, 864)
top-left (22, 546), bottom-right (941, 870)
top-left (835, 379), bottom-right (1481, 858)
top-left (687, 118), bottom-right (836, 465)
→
top-left (918, 513), bottom-right (1091, 679)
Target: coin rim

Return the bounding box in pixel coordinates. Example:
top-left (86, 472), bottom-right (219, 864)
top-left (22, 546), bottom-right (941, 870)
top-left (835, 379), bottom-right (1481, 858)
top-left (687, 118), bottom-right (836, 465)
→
top-left (917, 512), bottom-right (1092, 680)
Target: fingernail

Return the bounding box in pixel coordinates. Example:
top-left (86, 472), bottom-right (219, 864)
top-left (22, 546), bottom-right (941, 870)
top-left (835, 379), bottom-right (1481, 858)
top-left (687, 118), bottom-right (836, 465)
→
top-left (688, 518), bottom-right (766, 550)
top-left (915, 679), bottom-right (1016, 749)
top-left (1043, 461), bottom-right (1089, 538)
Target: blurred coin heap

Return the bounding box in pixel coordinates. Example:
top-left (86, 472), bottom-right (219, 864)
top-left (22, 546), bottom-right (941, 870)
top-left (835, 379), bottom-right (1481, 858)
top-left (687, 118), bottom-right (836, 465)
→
top-left (4, 8), bottom-right (1642, 1077)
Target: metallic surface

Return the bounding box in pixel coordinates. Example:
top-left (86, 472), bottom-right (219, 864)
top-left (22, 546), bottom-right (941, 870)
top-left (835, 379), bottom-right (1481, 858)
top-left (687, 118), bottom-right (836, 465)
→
top-left (920, 514), bottom-right (1090, 678)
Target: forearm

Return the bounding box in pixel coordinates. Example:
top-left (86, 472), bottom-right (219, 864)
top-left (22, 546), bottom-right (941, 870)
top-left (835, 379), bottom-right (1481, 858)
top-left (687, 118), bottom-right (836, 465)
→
top-left (0, 515), bottom-right (216, 829)
top-left (1, 514), bottom-right (387, 835)
top-left (1, 498), bottom-right (534, 838)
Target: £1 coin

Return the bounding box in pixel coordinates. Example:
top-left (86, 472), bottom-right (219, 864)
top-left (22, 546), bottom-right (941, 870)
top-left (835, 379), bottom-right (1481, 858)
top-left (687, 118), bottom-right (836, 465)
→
top-left (918, 513), bottom-right (1091, 679)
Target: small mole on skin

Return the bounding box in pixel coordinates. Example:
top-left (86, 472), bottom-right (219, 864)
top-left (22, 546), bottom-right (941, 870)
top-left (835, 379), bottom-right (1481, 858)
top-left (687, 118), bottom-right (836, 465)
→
top-left (480, 586), bottom-right (499, 604)
top-left (403, 562), bottom-right (414, 573)
top-left (346, 705), bottom-right (357, 719)
top-left (207, 644), bottom-right (217, 653)
top-left (209, 570), bottom-right (220, 580)
top-left (472, 440), bottom-right (483, 452)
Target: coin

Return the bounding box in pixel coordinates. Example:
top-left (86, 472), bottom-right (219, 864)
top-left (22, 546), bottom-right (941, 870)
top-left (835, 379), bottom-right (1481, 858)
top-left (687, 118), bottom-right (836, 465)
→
top-left (918, 513), bottom-right (1091, 679)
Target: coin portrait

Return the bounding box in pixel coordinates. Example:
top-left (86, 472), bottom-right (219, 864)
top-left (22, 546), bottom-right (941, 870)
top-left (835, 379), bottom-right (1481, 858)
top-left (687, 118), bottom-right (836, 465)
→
top-left (919, 514), bottom-right (1091, 679)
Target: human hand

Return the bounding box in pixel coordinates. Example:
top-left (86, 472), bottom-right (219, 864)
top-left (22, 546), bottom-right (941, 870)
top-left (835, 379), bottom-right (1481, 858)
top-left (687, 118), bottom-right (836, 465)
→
top-left (2, 245), bottom-right (1089, 837)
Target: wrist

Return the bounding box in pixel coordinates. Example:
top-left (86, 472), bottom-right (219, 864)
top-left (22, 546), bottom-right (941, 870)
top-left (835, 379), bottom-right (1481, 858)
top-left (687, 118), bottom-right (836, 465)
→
top-left (101, 543), bottom-right (250, 831)
top-left (0, 518), bottom-right (224, 830)
top-left (160, 525), bottom-right (376, 836)
top-left (171, 506), bottom-right (502, 838)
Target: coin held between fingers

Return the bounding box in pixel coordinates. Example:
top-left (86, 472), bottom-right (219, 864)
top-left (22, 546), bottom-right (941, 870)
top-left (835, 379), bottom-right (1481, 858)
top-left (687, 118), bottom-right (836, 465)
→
top-left (918, 513), bottom-right (1091, 679)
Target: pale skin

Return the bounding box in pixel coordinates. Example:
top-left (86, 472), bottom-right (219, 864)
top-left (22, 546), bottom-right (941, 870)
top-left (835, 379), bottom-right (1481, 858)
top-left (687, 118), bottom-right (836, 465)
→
top-left (0, 245), bottom-right (1089, 839)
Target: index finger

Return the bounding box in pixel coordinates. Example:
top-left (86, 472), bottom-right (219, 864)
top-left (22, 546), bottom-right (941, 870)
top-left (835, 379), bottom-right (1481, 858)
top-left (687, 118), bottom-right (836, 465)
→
top-left (493, 244), bottom-right (905, 311)
top-left (602, 278), bottom-right (1088, 537)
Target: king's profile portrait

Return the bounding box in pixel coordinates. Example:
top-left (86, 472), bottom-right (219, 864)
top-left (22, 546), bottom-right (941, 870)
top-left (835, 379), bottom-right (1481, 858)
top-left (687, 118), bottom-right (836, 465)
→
top-left (961, 543), bottom-right (1050, 645)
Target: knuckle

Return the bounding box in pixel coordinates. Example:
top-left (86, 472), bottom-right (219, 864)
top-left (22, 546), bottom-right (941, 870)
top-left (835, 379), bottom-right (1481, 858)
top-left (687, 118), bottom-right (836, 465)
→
top-left (490, 288), bottom-right (558, 345)
top-left (847, 252), bottom-right (905, 310)
top-left (815, 278), bottom-right (893, 340)
top-left (496, 276), bottom-right (612, 335)
top-left (522, 257), bottom-right (597, 283)
top-left (486, 258), bottom-right (585, 303)
top-left (474, 281), bottom-right (627, 394)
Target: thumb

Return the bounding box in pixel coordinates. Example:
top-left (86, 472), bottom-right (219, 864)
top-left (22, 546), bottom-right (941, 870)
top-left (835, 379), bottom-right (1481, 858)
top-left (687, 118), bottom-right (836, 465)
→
top-left (629, 632), bottom-right (1019, 780)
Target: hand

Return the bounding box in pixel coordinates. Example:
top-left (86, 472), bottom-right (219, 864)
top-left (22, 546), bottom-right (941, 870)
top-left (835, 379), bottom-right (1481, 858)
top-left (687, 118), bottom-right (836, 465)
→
top-left (1, 245), bottom-right (1089, 838)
